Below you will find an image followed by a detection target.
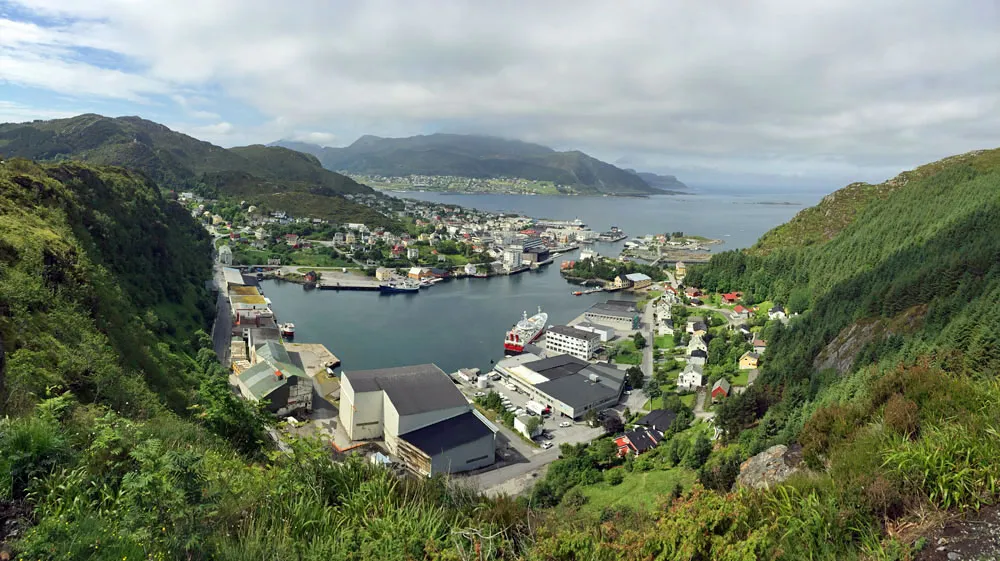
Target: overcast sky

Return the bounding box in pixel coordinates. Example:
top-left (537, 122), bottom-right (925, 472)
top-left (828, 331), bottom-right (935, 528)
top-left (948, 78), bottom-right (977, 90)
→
top-left (2, 0), bottom-right (999, 189)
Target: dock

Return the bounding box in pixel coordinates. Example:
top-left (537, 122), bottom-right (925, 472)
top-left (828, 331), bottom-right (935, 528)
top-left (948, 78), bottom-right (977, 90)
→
top-left (316, 270), bottom-right (382, 291)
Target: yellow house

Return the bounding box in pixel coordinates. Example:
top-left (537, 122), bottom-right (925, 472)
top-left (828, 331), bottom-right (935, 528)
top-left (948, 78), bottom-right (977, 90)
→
top-left (739, 351), bottom-right (760, 370)
top-left (675, 261), bottom-right (687, 280)
top-left (375, 268), bottom-right (393, 281)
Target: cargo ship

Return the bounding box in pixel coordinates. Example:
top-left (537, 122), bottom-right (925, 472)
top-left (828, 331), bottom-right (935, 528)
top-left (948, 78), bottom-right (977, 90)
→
top-left (503, 308), bottom-right (548, 354)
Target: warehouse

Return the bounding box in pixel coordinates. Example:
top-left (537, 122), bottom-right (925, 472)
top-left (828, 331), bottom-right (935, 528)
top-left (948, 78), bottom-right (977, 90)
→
top-left (584, 300), bottom-right (640, 330)
top-left (544, 325), bottom-right (601, 360)
top-left (493, 354), bottom-right (625, 419)
top-left (231, 341), bottom-right (312, 415)
top-left (339, 364), bottom-right (496, 477)
top-left (573, 321), bottom-right (616, 342)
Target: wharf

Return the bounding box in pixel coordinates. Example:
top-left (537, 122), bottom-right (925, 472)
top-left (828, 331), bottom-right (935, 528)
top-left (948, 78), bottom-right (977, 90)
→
top-left (316, 271), bottom-right (381, 291)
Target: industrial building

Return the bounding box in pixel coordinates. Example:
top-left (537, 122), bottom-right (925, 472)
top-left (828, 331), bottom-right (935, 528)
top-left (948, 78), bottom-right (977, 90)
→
top-left (339, 364), bottom-right (496, 477)
top-left (544, 325), bottom-right (601, 360)
top-left (584, 300), bottom-right (640, 330)
top-left (493, 354), bottom-right (625, 419)
top-left (573, 321), bottom-right (616, 342)
top-left (231, 341), bottom-right (312, 415)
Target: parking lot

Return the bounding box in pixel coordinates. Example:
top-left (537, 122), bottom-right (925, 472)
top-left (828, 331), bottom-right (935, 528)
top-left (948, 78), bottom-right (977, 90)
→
top-left (452, 371), bottom-right (603, 449)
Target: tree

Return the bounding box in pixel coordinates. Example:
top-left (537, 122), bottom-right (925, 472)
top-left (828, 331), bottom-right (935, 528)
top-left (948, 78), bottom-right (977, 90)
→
top-left (602, 415), bottom-right (624, 435)
top-left (626, 366), bottom-right (645, 389)
top-left (584, 409), bottom-right (599, 427)
top-left (632, 332), bottom-right (647, 349)
top-left (525, 415), bottom-right (543, 436)
top-left (644, 384), bottom-right (663, 400)
top-left (683, 433), bottom-right (713, 469)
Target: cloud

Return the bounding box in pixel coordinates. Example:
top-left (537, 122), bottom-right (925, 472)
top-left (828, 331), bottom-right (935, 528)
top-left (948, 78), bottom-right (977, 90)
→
top-left (4, 0), bottom-right (1000, 183)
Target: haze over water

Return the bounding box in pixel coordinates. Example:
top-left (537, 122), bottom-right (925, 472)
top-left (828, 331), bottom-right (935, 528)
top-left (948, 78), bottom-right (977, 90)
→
top-left (263, 192), bottom-right (812, 374)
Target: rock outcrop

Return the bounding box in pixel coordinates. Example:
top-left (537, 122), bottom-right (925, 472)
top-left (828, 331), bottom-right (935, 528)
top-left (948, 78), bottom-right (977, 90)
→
top-left (736, 444), bottom-right (801, 489)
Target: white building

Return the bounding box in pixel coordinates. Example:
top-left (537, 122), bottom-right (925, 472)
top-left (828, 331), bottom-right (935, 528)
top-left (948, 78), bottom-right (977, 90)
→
top-left (544, 325), bottom-right (601, 360)
top-left (573, 321), bottom-right (616, 342)
top-left (677, 364), bottom-right (704, 390)
top-left (375, 268), bottom-right (393, 281)
top-left (407, 247), bottom-right (420, 259)
top-left (464, 263), bottom-right (477, 275)
top-left (514, 415), bottom-right (542, 439)
top-left (493, 354), bottom-right (624, 420)
top-left (339, 364), bottom-right (496, 477)
top-left (502, 245), bottom-right (523, 270)
top-left (217, 244), bottom-right (233, 266)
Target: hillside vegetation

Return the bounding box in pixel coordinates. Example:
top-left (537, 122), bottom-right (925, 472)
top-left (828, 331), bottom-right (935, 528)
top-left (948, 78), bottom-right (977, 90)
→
top-left (0, 114), bottom-right (393, 225)
top-left (276, 134), bottom-right (659, 195)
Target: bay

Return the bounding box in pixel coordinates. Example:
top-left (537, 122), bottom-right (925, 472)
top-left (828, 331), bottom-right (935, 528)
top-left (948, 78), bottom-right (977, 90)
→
top-left (263, 192), bottom-right (813, 374)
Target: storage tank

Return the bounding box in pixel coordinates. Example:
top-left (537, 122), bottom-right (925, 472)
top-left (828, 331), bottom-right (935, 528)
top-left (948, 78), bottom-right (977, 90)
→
top-left (477, 377), bottom-right (488, 390)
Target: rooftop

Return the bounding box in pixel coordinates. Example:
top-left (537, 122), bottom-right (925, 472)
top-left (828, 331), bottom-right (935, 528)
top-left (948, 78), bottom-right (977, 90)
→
top-left (237, 361), bottom-right (306, 400)
top-left (637, 409), bottom-right (678, 432)
top-left (344, 364), bottom-right (468, 416)
top-left (532, 360), bottom-right (625, 410)
top-left (546, 325), bottom-right (601, 341)
top-left (587, 300), bottom-right (639, 318)
top-left (713, 378), bottom-right (732, 393)
top-left (400, 410), bottom-right (495, 457)
top-left (625, 273), bottom-right (652, 282)
top-left (223, 267), bottom-right (244, 286)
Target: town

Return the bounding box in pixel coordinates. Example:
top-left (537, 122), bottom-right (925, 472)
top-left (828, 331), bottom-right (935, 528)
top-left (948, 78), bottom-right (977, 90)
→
top-left (201, 193), bottom-right (794, 495)
top-left (345, 173), bottom-right (574, 195)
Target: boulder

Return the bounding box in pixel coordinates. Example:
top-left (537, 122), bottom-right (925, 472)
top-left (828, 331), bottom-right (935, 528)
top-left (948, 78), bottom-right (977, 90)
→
top-left (736, 444), bottom-right (800, 489)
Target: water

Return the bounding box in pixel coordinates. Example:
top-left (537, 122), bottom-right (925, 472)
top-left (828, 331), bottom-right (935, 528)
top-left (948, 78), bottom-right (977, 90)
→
top-left (263, 193), bottom-right (811, 374)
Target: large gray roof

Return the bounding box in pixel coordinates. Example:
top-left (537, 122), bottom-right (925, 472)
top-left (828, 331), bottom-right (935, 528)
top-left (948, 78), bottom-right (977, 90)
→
top-left (533, 361), bottom-right (625, 410)
top-left (587, 300), bottom-right (639, 318)
top-left (343, 364), bottom-right (468, 416)
top-left (547, 325), bottom-right (600, 341)
top-left (400, 411), bottom-right (495, 457)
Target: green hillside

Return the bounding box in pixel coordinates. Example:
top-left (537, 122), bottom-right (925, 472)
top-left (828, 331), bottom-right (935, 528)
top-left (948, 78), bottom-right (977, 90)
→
top-left (0, 114), bottom-right (388, 225)
top-left (275, 134), bottom-right (660, 195)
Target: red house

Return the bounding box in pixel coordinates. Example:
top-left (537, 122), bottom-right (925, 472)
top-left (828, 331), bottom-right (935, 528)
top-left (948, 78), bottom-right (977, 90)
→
top-left (711, 378), bottom-right (732, 402)
top-left (722, 292), bottom-right (742, 304)
top-left (685, 287), bottom-right (702, 297)
top-left (615, 427), bottom-right (663, 457)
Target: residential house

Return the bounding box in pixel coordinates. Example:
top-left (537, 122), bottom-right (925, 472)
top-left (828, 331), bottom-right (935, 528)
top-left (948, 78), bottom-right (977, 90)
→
top-left (768, 306), bottom-right (787, 320)
top-left (217, 244), bottom-right (233, 266)
top-left (677, 364), bottom-right (704, 391)
top-left (721, 292), bottom-right (741, 304)
top-left (684, 287), bottom-right (702, 298)
top-left (711, 378), bottom-right (732, 402)
top-left (738, 324), bottom-right (753, 339)
top-left (407, 247), bottom-right (420, 260)
top-left (614, 274), bottom-right (632, 290)
top-left (685, 316), bottom-right (704, 334)
top-left (463, 263), bottom-right (477, 275)
top-left (739, 351), bottom-right (760, 370)
top-left (615, 427), bottom-right (663, 457)
top-left (687, 335), bottom-right (707, 353)
top-left (688, 348), bottom-right (708, 366)
top-left (675, 261), bottom-right (687, 281)
top-left (658, 317), bottom-right (674, 336)
top-left (731, 305), bottom-right (752, 320)
top-left (753, 339), bottom-right (767, 354)
top-left (636, 409), bottom-right (678, 432)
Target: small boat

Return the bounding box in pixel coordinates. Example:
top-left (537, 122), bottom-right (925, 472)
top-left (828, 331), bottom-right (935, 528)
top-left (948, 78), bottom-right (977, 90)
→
top-left (280, 323), bottom-right (295, 337)
top-left (572, 291), bottom-right (583, 296)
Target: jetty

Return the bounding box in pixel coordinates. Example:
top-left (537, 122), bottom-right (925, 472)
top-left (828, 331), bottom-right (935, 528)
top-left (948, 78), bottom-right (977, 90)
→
top-left (316, 270), bottom-right (382, 291)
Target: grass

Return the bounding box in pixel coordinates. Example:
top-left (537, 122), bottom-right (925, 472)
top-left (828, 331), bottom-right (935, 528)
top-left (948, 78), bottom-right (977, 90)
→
top-left (578, 467), bottom-right (697, 514)
top-left (613, 340), bottom-right (642, 365)
top-left (731, 370), bottom-right (750, 387)
top-left (680, 393), bottom-right (696, 408)
top-left (654, 334), bottom-right (675, 349)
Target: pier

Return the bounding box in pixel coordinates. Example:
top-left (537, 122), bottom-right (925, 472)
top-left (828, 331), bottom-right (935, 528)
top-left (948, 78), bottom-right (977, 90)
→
top-left (316, 270), bottom-right (382, 291)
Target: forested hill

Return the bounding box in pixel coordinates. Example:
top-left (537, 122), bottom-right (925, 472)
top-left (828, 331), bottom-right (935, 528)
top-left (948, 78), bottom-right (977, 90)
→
top-left (0, 114), bottom-right (394, 225)
top-left (0, 158), bottom-right (530, 558)
top-left (275, 134), bottom-right (660, 195)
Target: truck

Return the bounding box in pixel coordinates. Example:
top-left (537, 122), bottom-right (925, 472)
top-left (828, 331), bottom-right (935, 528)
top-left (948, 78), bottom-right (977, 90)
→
top-left (526, 400), bottom-right (549, 417)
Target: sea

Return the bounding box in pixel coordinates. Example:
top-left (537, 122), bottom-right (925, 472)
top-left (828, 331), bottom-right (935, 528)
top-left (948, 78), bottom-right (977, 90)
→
top-left (262, 190), bottom-right (822, 374)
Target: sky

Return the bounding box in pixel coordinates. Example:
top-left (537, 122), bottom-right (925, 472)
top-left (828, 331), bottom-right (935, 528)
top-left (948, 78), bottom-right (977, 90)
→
top-left (1, 0), bottom-right (999, 189)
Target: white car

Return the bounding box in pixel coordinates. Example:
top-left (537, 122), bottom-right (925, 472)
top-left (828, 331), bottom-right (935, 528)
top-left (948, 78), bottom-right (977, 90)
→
top-left (474, 391), bottom-right (485, 397)
top-left (541, 442), bottom-right (553, 449)
top-left (515, 408), bottom-right (526, 416)
top-left (559, 421), bottom-right (571, 428)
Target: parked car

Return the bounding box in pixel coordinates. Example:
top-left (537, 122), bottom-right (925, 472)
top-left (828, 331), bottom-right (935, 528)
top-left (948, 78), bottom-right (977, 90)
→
top-left (474, 391), bottom-right (485, 397)
top-left (515, 408), bottom-right (526, 416)
top-left (559, 421), bottom-right (571, 428)
top-left (541, 442), bottom-right (553, 449)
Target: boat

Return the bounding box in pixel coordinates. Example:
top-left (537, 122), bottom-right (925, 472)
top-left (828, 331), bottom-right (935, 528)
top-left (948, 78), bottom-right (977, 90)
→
top-left (572, 291), bottom-right (583, 296)
top-left (280, 323), bottom-right (295, 337)
top-left (503, 307), bottom-right (548, 354)
top-left (379, 280), bottom-right (420, 294)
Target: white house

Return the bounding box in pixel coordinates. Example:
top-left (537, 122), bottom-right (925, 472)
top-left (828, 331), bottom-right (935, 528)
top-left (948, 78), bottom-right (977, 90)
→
top-left (677, 364), bottom-right (704, 391)
top-left (217, 244), bottom-right (233, 266)
top-left (768, 306), bottom-right (787, 320)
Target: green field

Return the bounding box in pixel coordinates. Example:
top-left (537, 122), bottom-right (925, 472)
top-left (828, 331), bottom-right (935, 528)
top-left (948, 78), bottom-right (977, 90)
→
top-left (579, 467), bottom-right (697, 514)
top-left (613, 340), bottom-right (642, 365)
top-left (654, 334), bottom-right (675, 349)
top-left (730, 370), bottom-right (750, 387)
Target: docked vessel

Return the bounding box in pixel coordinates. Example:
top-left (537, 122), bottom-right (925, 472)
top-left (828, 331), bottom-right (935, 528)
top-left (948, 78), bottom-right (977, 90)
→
top-left (280, 323), bottom-right (295, 337)
top-left (379, 280), bottom-right (420, 294)
top-left (503, 308), bottom-right (548, 354)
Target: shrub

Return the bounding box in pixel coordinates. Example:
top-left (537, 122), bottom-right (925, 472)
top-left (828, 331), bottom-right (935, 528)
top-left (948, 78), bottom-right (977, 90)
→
top-left (562, 488), bottom-right (589, 508)
top-left (605, 469), bottom-right (625, 485)
top-left (883, 393), bottom-right (919, 438)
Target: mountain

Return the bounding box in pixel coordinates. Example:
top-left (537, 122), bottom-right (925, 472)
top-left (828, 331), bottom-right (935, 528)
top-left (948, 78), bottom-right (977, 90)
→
top-left (0, 114), bottom-right (393, 226)
top-left (273, 133), bottom-right (661, 196)
top-left (625, 169), bottom-right (688, 192)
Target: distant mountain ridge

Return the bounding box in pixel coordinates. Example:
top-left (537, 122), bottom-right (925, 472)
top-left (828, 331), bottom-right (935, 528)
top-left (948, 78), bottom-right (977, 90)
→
top-left (624, 169), bottom-right (688, 192)
top-left (0, 114), bottom-right (394, 226)
top-left (273, 133), bottom-right (665, 196)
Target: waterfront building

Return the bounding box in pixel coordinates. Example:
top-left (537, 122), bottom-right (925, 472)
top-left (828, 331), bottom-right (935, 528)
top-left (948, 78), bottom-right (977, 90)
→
top-left (231, 341), bottom-right (312, 415)
top-left (217, 244), bottom-right (233, 266)
top-left (544, 325), bottom-right (601, 360)
top-left (625, 273), bottom-right (652, 289)
top-left (584, 300), bottom-right (640, 330)
top-left (375, 268), bottom-right (393, 281)
top-left (339, 364), bottom-right (496, 477)
top-left (502, 246), bottom-right (523, 270)
top-left (493, 354), bottom-right (624, 420)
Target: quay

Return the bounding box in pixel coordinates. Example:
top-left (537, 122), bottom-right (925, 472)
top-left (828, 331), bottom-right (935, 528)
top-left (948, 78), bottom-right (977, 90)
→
top-left (316, 270), bottom-right (382, 291)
